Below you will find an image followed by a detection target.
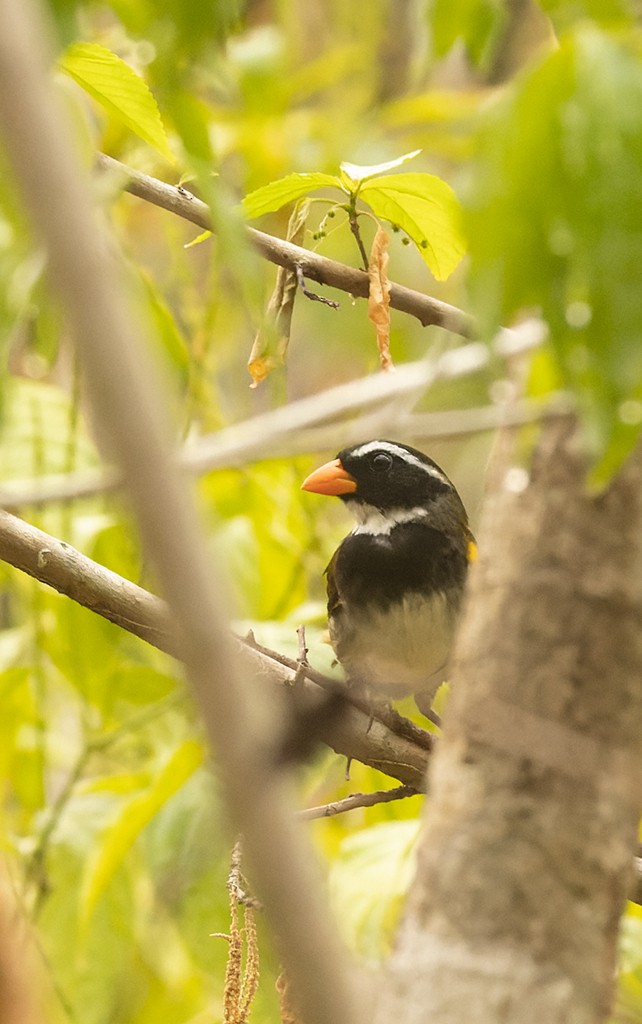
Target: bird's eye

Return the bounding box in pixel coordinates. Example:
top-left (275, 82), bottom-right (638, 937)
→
top-left (371, 452), bottom-right (393, 472)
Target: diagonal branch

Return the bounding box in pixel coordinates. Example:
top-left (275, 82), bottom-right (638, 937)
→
top-left (0, 509), bottom-right (431, 789)
top-left (0, 7), bottom-right (362, 1022)
top-left (95, 152), bottom-right (474, 337)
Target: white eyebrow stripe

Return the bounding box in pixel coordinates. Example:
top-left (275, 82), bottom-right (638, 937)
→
top-left (350, 504), bottom-right (430, 536)
top-left (349, 441), bottom-right (450, 484)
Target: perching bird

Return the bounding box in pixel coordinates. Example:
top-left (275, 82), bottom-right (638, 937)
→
top-left (301, 439), bottom-right (476, 719)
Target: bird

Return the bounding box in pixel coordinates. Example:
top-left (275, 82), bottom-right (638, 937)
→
top-left (301, 439), bottom-right (476, 719)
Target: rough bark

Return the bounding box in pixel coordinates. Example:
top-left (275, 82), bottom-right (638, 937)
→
top-left (376, 420), bottom-right (642, 1024)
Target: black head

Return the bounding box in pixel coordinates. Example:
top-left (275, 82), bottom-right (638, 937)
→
top-left (336, 440), bottom-right (458, 512)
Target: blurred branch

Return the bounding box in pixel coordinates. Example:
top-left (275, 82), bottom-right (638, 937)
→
top-left (0, 509), bottom-right (431, 789)
top-left (0, 325), bottom-right (557, 511)
top-left (0, 5), bottom-right (362, 1023)
top-left (95, 152), bottom-right (474, 336)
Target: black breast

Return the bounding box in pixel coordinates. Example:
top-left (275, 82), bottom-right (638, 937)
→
top-left (330, 520), bottom-right (469, 611)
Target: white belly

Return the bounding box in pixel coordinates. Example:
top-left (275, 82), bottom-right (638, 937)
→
top-left (330, 592), bottom-right (456, 700)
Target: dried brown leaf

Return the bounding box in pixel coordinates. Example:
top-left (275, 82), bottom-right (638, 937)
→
top-left (247, 201), bottom-right (308, 387)
top-left (368, 227), bottom-right (394, 372)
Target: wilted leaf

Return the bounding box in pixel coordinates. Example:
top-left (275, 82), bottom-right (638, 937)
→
top-left (340, 149), bottom-right (421, 185)
top-left (368, 227), bottom-right (393, 372)
top-left (59, 42), bottom-right (173, 161)
top-left (242, 172), bottom-right (343, 219)
top-left (247, 201), bottom-right (309, 386)
top-left (361, 173), bottom-right (466, 280)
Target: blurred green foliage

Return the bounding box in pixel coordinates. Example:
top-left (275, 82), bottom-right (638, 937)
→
top-left (0, 1), bottom-right (641, 1022)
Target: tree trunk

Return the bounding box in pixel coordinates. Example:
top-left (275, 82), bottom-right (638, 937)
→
top-left (377, 420), bottom-right (642, 1024)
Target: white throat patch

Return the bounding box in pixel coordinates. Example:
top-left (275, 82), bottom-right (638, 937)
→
top-left (350, 503), bottom-right (429, 536)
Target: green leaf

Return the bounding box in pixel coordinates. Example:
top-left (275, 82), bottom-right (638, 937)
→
top-left (329, 820), bottom-right (420, 962)
top-left (539, 0), bottom-right (634, 31)
top-left (242, 172), bottom-right (344, 219)
top-left (466, 27), bottom-right (642, 481)
top-left (431, 0), bottom-right (506, 68)
top-left (340, 149), bottom-right (421, 186)
top-left (360, 173), bottom-right (466, 280)
top-left (59, 42), bottom-right (173, 161)
top-left (79, 740), bottom-right (204, 928)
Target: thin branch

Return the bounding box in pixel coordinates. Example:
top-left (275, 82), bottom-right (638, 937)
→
top-left (294, 263), bottom-right (340, 308)
top-left (95, 152), bottom-right (474, 337)
top-left (298, 785), bottom-right (419, 820)
top-left (0, 324), bottom-right (554, 512)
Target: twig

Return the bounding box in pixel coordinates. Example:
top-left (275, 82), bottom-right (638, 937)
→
top-left (95, 152), bottom-right (473, 337)
top-left (294, 264), bottom-right (340, 308)
top-left (298, 785), bottom-right (419, 820)
top-left (347, 202), bottom-right (370, 272)
top-left (292, 624), bottom-right (308, 690)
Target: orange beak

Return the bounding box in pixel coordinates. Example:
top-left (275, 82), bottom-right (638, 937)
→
top-left (301, 458), bottom-right (357, 496)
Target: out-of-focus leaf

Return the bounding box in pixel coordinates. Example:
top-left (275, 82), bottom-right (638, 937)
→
top-left (539, 0), bottom-right (634, 30)
top-left (0, 378), bottom-right (99, 482)
top-left (139, 271), bottom-right (190, 380)
top-left (367, 227), bottom-right (393, 372)
top-left (166, 90), bottom-right (215, 165)
top-left (383, 89), bottom-right (487, 128)
top-left (360, 173), bottom-right (466, 280)
top-left (328, 819), bottom-right (420, 962)
top-left (59, 42), bottom-right (173, 161)
top-left (248, 201), bottom-right (308, 386)
top-left (242, 172), bottom-right (343, 219)
top-left (466, 27), bottom-right (642, 482)
top-left (80, 739), bottom-right (204, 927)
top-left (340, 149), bottom-right (421, 184)
top-left (431, 0), bottom-right (507, 67)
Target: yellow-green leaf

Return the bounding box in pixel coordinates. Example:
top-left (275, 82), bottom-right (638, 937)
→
top-left (360, 172), bottom-right (466, 281)
top-left (79, 739), bottom-right (204, 928)
top-left (329, 820), bottom-right (420, 962)
top-left (242, 172), bottom-right (343, 219)
top-left (340, 149), bottom-right (421, 186)
top-left (59, 42), bottom-right (173, 161)
top-left (184, 229), bottom-right (213, 249)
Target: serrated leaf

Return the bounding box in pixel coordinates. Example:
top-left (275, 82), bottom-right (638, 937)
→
top-left (59, 42), bottom-right (173, 161)
top-left (79, 739), bottom-right (204, 928)
top-left (466, 27), bottom-right (642, 481)
top-left (360, 173), bottom-right (466, 280)
top-left (340, 149), bottom-right (421, 185)
top-left (242, 172), bottom-right (343, 219)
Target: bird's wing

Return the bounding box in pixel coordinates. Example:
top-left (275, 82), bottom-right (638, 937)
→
top-left (324, 548), bottom-right (344, 618)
